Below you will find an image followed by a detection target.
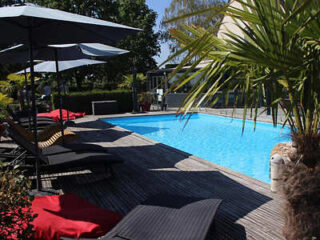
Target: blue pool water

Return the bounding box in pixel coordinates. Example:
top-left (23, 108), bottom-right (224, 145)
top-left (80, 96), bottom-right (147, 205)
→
top-left (103, 113), bottom-right (290, 183)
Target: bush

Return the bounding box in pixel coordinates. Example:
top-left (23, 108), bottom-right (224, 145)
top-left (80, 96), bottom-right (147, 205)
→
top-left (51, 89), bottom-right (133, 114)
top-left (0, 165), bottom-right (36, 239)
top-left (0, 93), bottom-right (13, 119)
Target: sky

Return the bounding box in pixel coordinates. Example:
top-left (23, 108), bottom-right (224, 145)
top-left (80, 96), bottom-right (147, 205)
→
top-left (145, 0), bottom-right (172, 67)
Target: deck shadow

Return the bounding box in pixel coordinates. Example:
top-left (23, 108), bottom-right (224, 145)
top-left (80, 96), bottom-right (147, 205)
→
top-left (72, 128), bottom-right (133, 143)
top-left (73, 119), bottom-right (114, 129)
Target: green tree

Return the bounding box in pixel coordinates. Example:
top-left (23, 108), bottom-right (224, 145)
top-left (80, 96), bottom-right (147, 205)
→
top-left (161, 0), bottom-right (225, 56)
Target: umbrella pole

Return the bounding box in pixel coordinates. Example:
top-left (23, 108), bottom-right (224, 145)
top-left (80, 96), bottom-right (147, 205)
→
top-left (54, 49), bottom-right (65, 144)
top-left (28, 28), bottom-right (41, 191)
top-left (132, 66), bottom-right (139, 113)
top-left (24, 69), bottom-right (31, 131)
top-left (64, 84), bottom-right (70, 122)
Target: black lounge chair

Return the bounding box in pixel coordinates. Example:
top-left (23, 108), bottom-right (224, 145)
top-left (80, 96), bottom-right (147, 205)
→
top-left (4, 127), bottom-right (123, 174)
top-left (61, 194), bottom-right (222, 240)
top-left (8, 108), bottom-right (56, 127)
top-left (42, 143), bottom-right (108, 155)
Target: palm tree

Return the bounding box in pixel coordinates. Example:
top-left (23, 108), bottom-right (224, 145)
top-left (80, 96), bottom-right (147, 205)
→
top-left (163, 1), bottom-right (320, 239)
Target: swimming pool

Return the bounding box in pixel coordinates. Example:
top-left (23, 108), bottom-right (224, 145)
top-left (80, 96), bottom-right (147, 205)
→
top-left (102, 113), bottom-right (290, 183)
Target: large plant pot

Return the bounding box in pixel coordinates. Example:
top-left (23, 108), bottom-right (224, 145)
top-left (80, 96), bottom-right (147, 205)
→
top-left (139, 102), bottom-right (151, 111)
top-left (282, 163), bottom-right (320, 240)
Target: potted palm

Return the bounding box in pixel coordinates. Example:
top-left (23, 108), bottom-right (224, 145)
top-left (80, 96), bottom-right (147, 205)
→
top-left (164, 1), bottom-right (320, 239)
top-left (138, 92), bottom-right (153, 111)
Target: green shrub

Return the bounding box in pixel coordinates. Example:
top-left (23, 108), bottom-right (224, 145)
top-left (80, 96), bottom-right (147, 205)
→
top-left (0, 165), bottom-right (36, 239)
top-left (0, 93), bottom-right (13, 119)
top-left (51, 89), bottom-right (133, 114)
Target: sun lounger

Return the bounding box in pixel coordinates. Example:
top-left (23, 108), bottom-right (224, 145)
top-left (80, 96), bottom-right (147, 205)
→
top-left (7, 107), bottom-right (56, 127)
top-left (5, 118), bottom-right (78, 148)
top-left (60, 194), bottom-right (222, 240)
top-left (42, 143), bottom-right (108, 155)
top-left (5, 127), bottom-right (123, 174)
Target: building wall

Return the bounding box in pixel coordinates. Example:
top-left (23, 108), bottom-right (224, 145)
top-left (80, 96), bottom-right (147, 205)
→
top-left (217, 0), bottom-right (245, 40)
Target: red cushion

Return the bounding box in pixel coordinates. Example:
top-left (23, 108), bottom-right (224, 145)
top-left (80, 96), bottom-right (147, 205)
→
top-left (31, 194), bottom-right (122, 240)
top-left (37, 109), bottom-right (85, 122)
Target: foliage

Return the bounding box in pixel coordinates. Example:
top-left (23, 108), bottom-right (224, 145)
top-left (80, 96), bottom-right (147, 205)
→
top-left (115, 0), bottom-right (160, 73)
top-left (118, 73), bottom-right (147, 91)
top-left (164, 0), bottom-right (320, 168)
top-left (51, 89), bottom-right (133, 114)
top-left (0, 93), bottom-right (13, 119)
top-left (160, 0), bottom-right (225, 59)
top-left (0, 73), bottom-right (39, 111)
top-left (138, 92), bottom-right (153, 103)
top-left (0, 0), bottom-right (160, 91)
top-left (0, 165), bottom-right (36, 239)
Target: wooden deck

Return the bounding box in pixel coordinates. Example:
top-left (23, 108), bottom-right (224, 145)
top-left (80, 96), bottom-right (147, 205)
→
top-left (37, 112), bottom-right (284, 239)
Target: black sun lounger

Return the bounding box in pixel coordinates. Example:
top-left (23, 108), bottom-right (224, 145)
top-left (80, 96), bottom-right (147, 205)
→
top-left (42, 143), bottom-right (108, 156)
top-left (8, 108), bottom-right (56, 127)
top-left (5, 127), bottom-right (123, 174)
top-left (60, 194), bottom-right (222, 240)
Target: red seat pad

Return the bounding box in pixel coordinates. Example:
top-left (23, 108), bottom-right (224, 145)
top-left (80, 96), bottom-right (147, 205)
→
top-left (31, 194), bottom-right (122, 240)
top-left (38, 109), bottom-right (85, 122)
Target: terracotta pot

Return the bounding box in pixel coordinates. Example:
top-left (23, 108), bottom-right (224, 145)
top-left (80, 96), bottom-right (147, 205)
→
top-left (139, 102), bottom-right (151, 111)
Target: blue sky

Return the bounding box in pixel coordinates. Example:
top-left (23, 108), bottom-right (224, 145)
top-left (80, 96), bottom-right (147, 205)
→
top-left (145, 0), bottom-right (172, 67)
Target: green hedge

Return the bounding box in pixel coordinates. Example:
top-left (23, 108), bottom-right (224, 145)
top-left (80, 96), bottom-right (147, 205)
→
top-left (51, 90), bottom-right (133, 114)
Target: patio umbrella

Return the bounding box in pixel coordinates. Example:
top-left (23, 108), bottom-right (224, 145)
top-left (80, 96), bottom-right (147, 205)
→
top-left (17, 59), bottom-right (106, 125)
top-left (0, 3), bottom-right (140, 191)
top-left (17, 59), bottom-right (106, 74)
top-left (0, 3), bottom-right (140, 45)
top-left (0, 43), bottom-right (129, 64)
top-left (1, 43), bottom-right (129, 143)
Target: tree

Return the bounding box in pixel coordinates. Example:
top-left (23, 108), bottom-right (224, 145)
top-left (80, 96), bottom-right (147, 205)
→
top-left (165, 1), bottom-right (320, 239)
top-left (161, 0), bottom-right (225, 57)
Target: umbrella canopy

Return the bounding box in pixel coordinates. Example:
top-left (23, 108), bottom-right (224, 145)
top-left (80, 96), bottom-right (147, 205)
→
top-left (0, 3), bottom-right (140, 45)
top-left (0, 43), bottom-right (129, 64)
top-left (17, 59), bottom-right (106, 73)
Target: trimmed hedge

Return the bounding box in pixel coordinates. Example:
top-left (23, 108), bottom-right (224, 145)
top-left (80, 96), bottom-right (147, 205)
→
top-left (51, 90), bottom-right (133, 114)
